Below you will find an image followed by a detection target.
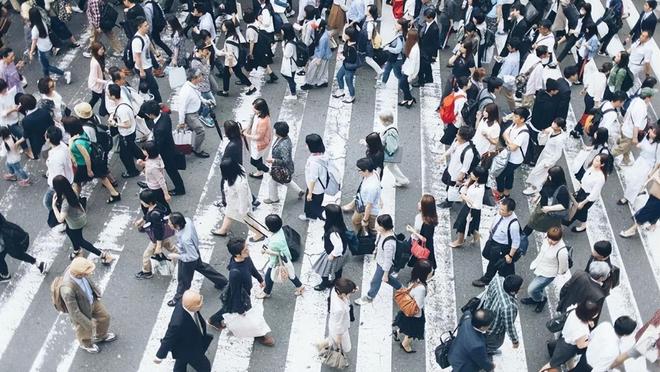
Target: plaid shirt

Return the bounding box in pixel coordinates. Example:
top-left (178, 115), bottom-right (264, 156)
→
top-left (86, 0), bottom-right (102, 28)
top-left (480, 275), bottom-right (519, 343)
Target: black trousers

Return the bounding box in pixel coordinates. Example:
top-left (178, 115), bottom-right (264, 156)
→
top-left (65, 226), bottom-right (103, 256)
top-left (495, 162), bottom-right (521, 192)
top-left (222, 66), bottom-right (252, 91)
top-left (151, 29), bottom-right (173, 57)
top-left (119, 132), bottom-right (144, 174)
top-left (175, 258), bottom-right (228, 300)
top-left (138, 67), bottom-right (163, 103)
top-left (599, 21), bottom-right (622, 54)
top-left (173, 354), bottom-right (211, 372)
top-left (304, 192), bottom-right (325, 219)
top-left (89, 91), bottom-right (106, 115)
top-left (418, 56), bottom-right (433, 85)
top-left (0, 250), bottom-right (36, 276)
top-left (164, 161), bottom-right (185, 192)
top-left (557, 34), bottom-right (578, 63)
top-left (250, 157), bottom-right (269, 173)
top-left (481, 240), bottom-right (515, 283)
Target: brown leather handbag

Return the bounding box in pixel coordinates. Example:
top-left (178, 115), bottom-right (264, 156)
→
top-left (394, 284), bottom-right (419, 317)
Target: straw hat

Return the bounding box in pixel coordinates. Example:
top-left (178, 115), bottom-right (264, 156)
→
top-left (69, 257), bottom-right (96, 276)
top-left (74, 102), bottom-right (94, 119)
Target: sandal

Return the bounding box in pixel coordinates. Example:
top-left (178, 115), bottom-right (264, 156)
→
top-left (392, 329), bottom-right (400, 342)
top-left (211, 229), bottom-right (228, 237)
top-left (449, 241), bottom-right (464, 248)
top-left (294, 287), bottom-right (305, 296)
top-left (101, 251), bottom-right (114, 266)
top-left (616, 198), bottom-right (628, 205)
top-left (399, 342), bottom-right (416, 353)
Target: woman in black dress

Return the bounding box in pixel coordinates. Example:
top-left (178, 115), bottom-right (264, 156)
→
top-left (393, 260), bottom-right (433, 353)
top-left (407, 194), bottom-right (438, 270)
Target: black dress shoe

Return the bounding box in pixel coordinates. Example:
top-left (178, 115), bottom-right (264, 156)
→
top-left (192, 150), bottom-right (210, 158)
top-left (316, 82), bottom-right (328, 88)
top-left (169, 189), bottom-right (185, 196)
top-left (167, 299), bottom-right (177, 307)
top-left (137, 181), bottom-right (148, 188)
top-left (121, 172), bottom-right (140, 178)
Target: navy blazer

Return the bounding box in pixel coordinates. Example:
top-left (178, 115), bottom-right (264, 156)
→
top-left (448, 312), bottom-right (494, 372)
top-left (631, 11), bottom-right (657, 41)
top-left (156, 303), bottom-right (213, 361)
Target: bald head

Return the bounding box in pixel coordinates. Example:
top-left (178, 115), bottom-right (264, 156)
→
top-left (182, 290), bottom-right (203, 312)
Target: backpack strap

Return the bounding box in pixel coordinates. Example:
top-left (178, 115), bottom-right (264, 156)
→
top-left (506, 218), bottom-right (519, 248)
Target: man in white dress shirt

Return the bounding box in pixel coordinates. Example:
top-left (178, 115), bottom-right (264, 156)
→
top-left (572, 316), bottom-right (637, 371)
top-left (612, 87), bottom-right (653, 165)
top-left (177, 68), bottom-right (211, 158)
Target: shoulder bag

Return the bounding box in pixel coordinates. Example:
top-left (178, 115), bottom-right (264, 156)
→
top-left (394, 283), bottom-right (420, 317)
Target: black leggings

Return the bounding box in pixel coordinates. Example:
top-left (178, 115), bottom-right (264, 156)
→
top-left (250, 157), bottom-right (270, 173)
top-left (65, 226), bottom-right (103, 256)
top-left (0, 250), bottom-right (36, 276)
top-left (264, 266), bottom-right (302, 294)
top-left (151, 30), bottom-right (173, 57)
top-left (222, 66), bottom-right (252, 91)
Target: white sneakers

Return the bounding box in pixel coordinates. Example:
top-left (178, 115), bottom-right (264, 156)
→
top-left (522, 187), bottom-right (536, 196)
top-left (354, 296), bottom-right (372, 306)
top-left (63, 71), bottom-right (72, 85)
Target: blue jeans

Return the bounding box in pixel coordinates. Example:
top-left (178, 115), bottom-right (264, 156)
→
top-left (8, 123), bottom-right (28, 150)
top-left (199, 91), bottom-right (215, 119)
top-left (336, 66), bottom-right (355, 97)
top-left (367, 264), bottom-right (402, 299)
top-left (6, 161), bottom-right (28, 180)
top-left (382, 59), bottom-right (403, 83)
top-left (43, 188), bottom-right (55, 210)
top-left (527, 275), bottom-right (554, 302)
top-left (38, 50), bottom-right (64, 77)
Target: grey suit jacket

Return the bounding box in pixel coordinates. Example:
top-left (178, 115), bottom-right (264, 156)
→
top-left (60, 271), bottom-right (101, 331)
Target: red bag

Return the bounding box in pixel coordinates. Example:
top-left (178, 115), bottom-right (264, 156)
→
top-left (392, 0), bottom-right (404, 19)
top-left (410, 238), bottom-right (430, 259)
top-left (438, 92), bottom-right (465, 125)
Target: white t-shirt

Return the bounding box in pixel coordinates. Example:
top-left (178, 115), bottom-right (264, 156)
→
top-left (31, 24), bottom-right (53, 52)
top-left (474, 118), bottom-right (500, 155)
top-left (132, 34), bottom-right (153, 70)
top-left (199, 13), bottom-right (216, 40)
top-left (585, 322), bottom-right (628, 371)
top-left (629, 40), bottom-right (653, 68)
top-left (507, 124), bottom-right (530, 165)
top-left (461, 183), bottom-right (485, 210)
top-left (305, 154), bottom-right (327, 195)
top-left (562, 310), bottom-right (591, 345)
top-left (598, 101), bottom-right (620, 140)
top-left (447, 141), bottom-right (474, 181)
top-left (1, 136), bottom-right (22, 163)
top-left (0, 87), bottom-right (18, 126)
top-left (621, 97), bottom-right (647, 139)
top-left (114, 103), bottom-right (137, 136)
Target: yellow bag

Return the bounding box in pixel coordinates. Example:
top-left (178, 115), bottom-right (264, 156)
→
top-left (372, 31), bottom-right (382, 49)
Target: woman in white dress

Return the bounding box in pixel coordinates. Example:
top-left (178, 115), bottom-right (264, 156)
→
top-left (212, 159), bottom-right (266, 240)
top-left (450, 166), bottom-right (487, 248)
top-left (523, 118), bottom-right (568, 195)
top-left (617, 124), bottom-right (660, 205)
top-left (473, 103), bottom-right (501, 169)
top-left (316, 278), bottom-right (357, 355)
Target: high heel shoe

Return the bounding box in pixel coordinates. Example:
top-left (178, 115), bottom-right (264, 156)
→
top-left (398, 100), bottom-right (409, 106)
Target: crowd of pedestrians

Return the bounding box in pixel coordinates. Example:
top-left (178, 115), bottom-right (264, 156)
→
top-left (0, 0), bottom-right (658, 371)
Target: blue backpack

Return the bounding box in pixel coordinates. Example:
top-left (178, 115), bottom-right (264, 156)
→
top-left (507, 218), bottom-right (529, 261)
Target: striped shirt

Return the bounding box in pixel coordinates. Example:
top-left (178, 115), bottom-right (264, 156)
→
top-left (481, 275), bottom-right (519, 343)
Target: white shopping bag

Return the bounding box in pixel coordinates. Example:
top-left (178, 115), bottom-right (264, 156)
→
top-left (135, 117), bottom-right (153, 143)
top-left (223, 306), bottom-right (271, 338)
top-left (150, 258), bottom-right (174, 276)
top-left (168, 66), bottom-right (186, 90)
top-left (173, 129), bottom-right (194, 155)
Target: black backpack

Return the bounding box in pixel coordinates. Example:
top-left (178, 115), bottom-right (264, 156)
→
top-left (587, 107), bottom-right (616, 136)
top-left (460, 141), bottom-right (481, 174)
top-left (462, 93), bottom-right (494, 128)
top-left (226, 39), bottom-right (248, 67)
top-left (282, 225), bottom-right (301, 262)
top-left (1, 221), bottom-right (29, 254)
top-left (99, 2), bottom-right (119, 32)
top-left (146, 1), bottom-right (167, 32)
top-left (123, 35), bottom-right (144, 70)
top-left (83, 118), bottom-right (113, 153)
top-left (386, 234), bottom-right (410, 271)
top-left (80, 137), bottom-right (109, 176)
top-left (621, 68), bottom-right (634, 92)
top-left (291, 40), bottom-right (309, 67)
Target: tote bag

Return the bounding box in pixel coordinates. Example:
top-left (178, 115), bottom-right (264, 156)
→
top-left (223, 306), bottom-right (271, 338)
top-left (167, 66), bottom-right (186, 90)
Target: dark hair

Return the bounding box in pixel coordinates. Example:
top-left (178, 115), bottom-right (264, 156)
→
top-left (53, 175), bottom-right (81, 209)
top-left (486, 77), bottom-right (503, 92)
top-left (29, 8), bottom-right (47, 38)
top-left (483, 102), bottom-right (500, 125)
top-left (410, 260), bottom-right (433, 286)
top-left (109, 66), bottom-right (123, 83)
top-left (0, 78), bottom-right (7, 93)
top-left (580, 3), bottom-right (592, 15)
top-left (592, 127), bottom-right (610, 147)
top-left (63, 117), bottom-right (84, 136)
top-left (167, 14), bottom-right (184, 37)
top-left (472, 309), bottom-right (495, 328)
top-left (143, 141), bottom-right (159, 159)
top-left (227, 237), bottom-right (246, 257)
top-left (193, 2), bottom-right (207, 13)
top-left (546, 166), bottom-right (567, 188)
top-left (37, 77), bottom-right (53, 94)
top-left (423, 7), bottom-right (436, 18)
top-left (365, 132), bottom-right (384, 155)
top-left (0, 127), bottom-right (11, 151)
top-left (614, 316), bottom-right (637, 337)
top-left (648, 0), bottom-right (658, 9)
top-left (501, 197), bottom-right (516, 212)
top-left (242, 9), bottom-right (256, 23)
top-left (108, 84), bottom-right (121, 99)
top-left (553, 117), bottom-right (567, 131)
top-left (420, 194), bottom-right (438, 225)
top-left (642, 76), bottom-right (658, 89)
top-left (306, 134), bottom-right (325, 153)
top-left (344, 26), bottom-right (358, 42)
top-left (91, 42), bottom-right (106, 72)
top-left (456, 75), bottom-right (470, 89)
top-left (503, 274), bottom-right (524, 293)
top-left (252, 98), bottom-right (270, 118)
top-left (135, 16), bottom-right (148, 29)
top-left (281, 23), bottom-right (296, 42)
top-left (464, 22), bottom-right (476, 33)
top-left (376, 214), bottom-right (394, 230)
top-left (139, 188), bottom-right (159, 205)
top-left (46, 126), bottom-right (63, 145)
top-left (611, 91), bottom-right (628, 103)
top-left (224, 120), bottom-right (242, 140)
top-left (616, 51), bottom-right (630, 69)
top-left (575, 300), bottom-right (600, 322)
top-left (563, 65), bottom-right (579, 79)
top-left (18, 94), bottom-right (37, 113)
top-left (141, 100), bottom-right (161, 116)
top-left (507, 37), bottom-right (520, 51)
top-left (303, 4), bottom-right (317, 20)
top-left (458, 126), bottom-right (475, 141)
top-left (367, 4), bottom-right (378, 19)
top-left (513, 107), bottom-right (530, 121)
top-left (595, 153), bottom-right (613, 177)
top-left (264, 214), bottom-right (283, 232)
top-left (334, 278), bottom-right (357, 295)
top-left (274, 121), bottom-right (289, 137)
top-left (472, 166), bottom-right (488, 184)
top-left (223, 19), bottom-right (238, 38)
top-left (323, 204), bottom-right (348, 235)
top-left (0, 47), bottom-right (13, 59)
top-left (356, 157), bottom-right (375, 172)
top-left (169, 212), bottom-right (186, 228)
top-left (593, 240), bottom-right (612, 257)
top-left (220, 158), bottom-right (245, 186)
top-left (536, 45), bottom-right (549, 57)
top-left (511, 2), bottom-right (525, 13)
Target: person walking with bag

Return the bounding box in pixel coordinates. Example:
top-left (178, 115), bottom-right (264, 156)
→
top-left (521, 226), bottom-right (568, 313)
top-left (107, 84), bottom-right (146, 178)
top-left (521, 166), bottom-right (570, 235)
top-left (134, 190), bottom-right (177, 280)
top-left (257, 214), bottom-right (304, 298)
top-left (0, 213), bottom-right (47, 282)
top-left (27, 7), bottom-right (71, 82)
top-left (208, 238), bottom-right (275, 346)
top-left (135, 141), bottom-right (171, 215)
top-left (564, 153), bottom-right (610, 233)
top-left (300, 134), bottom-right (327, 221)
top-left (264, 121), bottom-right (304, 204)
top-left (393, 260), bottom-right (432, 353)
top-left (243, 98), bottom-right (272, 179)
top-left (51, 175), bottom-right (114, 264)
top-left (332, 26), bottom-right (360, 104)
top-left (378, 112), bottom-right (410, 187)
top-left (479, 274), bottom-right (523, 355)
top-left (167, 213), bottom-right (228, 307)
top-left (176, 68), bottom-right (211, 159)
top-left (315, 278), bottom-right (357, 367)
top-left (406, 194), bottom-right (438, 270)
top-left (154, 290), bottom-right (213, 371)
top-left (620, 166), bottom-right (660, 237)
top-left (450, 166), bottom-right (487, 249)
top-left (355, 214), bottom-right (403, 305)
top-left (313, 204), bottom-right (350, 290)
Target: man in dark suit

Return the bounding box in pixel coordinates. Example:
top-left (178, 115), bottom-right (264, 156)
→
top-left (448, 309), bottom-right (496, 372)
top-left (555, 65), bottom-right (578, 120)
top-left (529, 79), bottom-right (560, 164)
top-left (557, 261), bottom-right (610, 317)
top-left (416, 7), bottom-right (440, 87)
top-left (491, 2), bottom-right (528, 77)
top-left (142, 101), bottom-right (186, 195)
top-left (154, 290), bottom-right (213, 372)
top-left (630, 0), bottom-right (658, 42)
top-left (584, 241), bottom-right (619, 295)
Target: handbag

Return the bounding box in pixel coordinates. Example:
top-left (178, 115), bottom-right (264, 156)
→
top-left (546, 310), bottom-right (570, 333)
top-left (319, 344), bottom-right (350, 369)
top-left (461, 296), bottom-right (482, 314)
top-left (270, 166), bottom-right (292, 184)
top-left (270, 255), bottom-right (289, 283)
top-left (410, 238), bottom-right (430, 260)
top-left (394, 285), bottom-right (420, 317)
top-left (167, 66), bottom-right (186, 89)
top-left (145, 221), bottom-right (176, 243)
top-left (173, 129), bottom-right (194, 155)
top-left (447, 186), bottom-right (461, 202)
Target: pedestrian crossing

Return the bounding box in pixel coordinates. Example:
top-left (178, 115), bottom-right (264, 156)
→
top-left (0, 6), bottom-right (658, 372)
